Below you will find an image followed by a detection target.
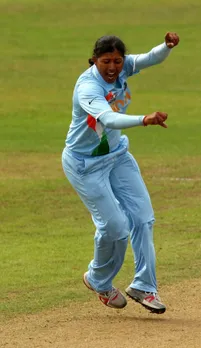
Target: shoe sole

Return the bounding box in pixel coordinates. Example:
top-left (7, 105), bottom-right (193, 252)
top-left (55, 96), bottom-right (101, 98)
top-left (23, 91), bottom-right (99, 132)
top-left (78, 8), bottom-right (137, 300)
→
top-left (125, 292), bottom-right (166, 314)
top-left (83, 273), bottom-right (95, 292)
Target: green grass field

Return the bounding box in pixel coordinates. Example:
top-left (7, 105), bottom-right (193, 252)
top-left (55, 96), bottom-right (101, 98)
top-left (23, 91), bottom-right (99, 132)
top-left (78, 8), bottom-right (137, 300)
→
top-left (0, 0), bottom-right (201, 320)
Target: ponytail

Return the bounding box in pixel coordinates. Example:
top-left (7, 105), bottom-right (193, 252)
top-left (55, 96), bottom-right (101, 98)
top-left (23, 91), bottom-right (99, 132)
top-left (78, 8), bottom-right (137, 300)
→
top-left (88, 58), bottom-right (94, 66)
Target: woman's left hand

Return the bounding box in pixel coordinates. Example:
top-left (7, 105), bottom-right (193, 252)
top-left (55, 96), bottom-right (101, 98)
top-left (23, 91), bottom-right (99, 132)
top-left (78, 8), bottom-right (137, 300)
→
top-left (143, 111), bottom-right (168, 128)
top-left (165, 32), bottom-right (180, 48)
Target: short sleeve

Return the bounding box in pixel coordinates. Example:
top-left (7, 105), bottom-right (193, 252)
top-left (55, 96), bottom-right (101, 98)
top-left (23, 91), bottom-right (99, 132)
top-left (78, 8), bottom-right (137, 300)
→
top-left (77, 82), bottom-right (112, 119)
top-left (123, 55), bottom-right (140, 77)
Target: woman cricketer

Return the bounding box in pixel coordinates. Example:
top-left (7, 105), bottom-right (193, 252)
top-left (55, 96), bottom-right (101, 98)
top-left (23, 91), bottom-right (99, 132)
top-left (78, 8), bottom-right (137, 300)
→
top-left (62, 32), bottom-right (179, 313)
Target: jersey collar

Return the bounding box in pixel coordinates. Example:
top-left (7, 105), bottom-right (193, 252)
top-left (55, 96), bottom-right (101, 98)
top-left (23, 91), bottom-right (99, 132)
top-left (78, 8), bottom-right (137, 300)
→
top-left (92, 64), bottom-right (108, 85)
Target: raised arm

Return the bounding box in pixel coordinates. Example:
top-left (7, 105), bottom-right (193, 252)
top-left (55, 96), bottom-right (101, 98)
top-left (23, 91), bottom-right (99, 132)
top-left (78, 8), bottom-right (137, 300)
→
top-left (133, 32), bottom-right (180, 71)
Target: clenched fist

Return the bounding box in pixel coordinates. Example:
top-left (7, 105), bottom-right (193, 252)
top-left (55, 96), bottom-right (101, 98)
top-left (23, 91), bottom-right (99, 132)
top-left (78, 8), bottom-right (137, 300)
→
top-left (165, 32), bottom-right (180, 48)
top-left (143, 112), bottom-right (168, 128)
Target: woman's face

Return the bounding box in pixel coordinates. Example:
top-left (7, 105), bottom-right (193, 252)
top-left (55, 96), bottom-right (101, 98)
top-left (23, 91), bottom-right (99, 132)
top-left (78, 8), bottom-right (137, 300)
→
top-left (94, 49), bottom-right (124, 84)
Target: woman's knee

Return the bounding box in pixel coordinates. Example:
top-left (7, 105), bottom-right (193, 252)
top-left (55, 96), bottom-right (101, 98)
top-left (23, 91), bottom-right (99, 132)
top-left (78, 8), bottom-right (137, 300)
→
top-left (99, 214), bottom-right (130, 241)
top-left (135, 213), bottom-right (155, 227)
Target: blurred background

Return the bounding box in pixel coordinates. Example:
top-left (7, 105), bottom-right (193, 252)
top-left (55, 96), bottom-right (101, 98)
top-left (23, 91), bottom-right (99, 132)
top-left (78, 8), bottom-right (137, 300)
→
top-left (0, 0), bottom-right (201, 318)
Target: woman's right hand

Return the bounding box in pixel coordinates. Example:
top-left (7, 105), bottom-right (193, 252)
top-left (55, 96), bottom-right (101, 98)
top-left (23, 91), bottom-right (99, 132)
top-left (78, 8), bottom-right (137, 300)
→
top-left (143, 112), bottom-right (168, 128)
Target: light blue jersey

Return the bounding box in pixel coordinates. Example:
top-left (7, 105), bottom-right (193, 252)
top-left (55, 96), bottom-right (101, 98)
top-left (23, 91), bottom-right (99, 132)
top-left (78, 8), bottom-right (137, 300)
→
top-left (65, 43), bottom-right (170, 156)
top-left (62, 40), bottom-right (174, 296)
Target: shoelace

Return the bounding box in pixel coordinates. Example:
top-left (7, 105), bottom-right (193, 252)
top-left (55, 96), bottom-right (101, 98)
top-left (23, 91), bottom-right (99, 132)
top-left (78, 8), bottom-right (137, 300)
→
top-left (145, 292), bottom-right (161, 302)
top-left (100, 287), bottom-right (118, 299)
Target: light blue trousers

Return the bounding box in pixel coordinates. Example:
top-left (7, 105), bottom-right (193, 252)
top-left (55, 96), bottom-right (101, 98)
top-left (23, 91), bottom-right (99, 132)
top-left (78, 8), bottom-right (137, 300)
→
top-left (62, 143), bottom-right (157, 293)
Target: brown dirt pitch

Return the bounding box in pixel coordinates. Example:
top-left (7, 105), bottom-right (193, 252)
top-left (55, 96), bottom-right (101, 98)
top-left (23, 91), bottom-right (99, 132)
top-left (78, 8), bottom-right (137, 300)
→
top-left (1, 279), bottom-right (201, 348)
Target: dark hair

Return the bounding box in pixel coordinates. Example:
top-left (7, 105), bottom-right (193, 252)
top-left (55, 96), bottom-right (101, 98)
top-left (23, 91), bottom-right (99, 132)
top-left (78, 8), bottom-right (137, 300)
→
top-left (88, 35), bottom-right (127, 66)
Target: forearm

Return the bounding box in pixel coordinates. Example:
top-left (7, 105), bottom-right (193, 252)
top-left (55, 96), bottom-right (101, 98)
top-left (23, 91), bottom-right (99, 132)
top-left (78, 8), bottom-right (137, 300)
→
top-left (135, 42), bottom-right (171, 70)
top-left (98, 111), bottom-right (145, 129)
